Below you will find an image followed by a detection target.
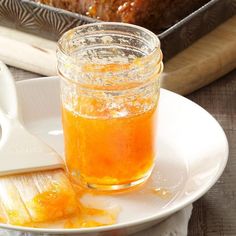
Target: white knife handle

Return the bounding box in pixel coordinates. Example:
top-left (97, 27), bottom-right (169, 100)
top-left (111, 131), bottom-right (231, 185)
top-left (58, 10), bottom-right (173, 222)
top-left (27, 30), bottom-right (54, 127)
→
top-left (0, 61), bottom-right (19, 120)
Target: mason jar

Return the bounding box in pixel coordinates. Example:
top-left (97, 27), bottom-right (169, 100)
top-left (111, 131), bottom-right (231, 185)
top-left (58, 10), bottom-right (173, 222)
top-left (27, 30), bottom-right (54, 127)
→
top-left (57, 22), bottom-right (163, 191)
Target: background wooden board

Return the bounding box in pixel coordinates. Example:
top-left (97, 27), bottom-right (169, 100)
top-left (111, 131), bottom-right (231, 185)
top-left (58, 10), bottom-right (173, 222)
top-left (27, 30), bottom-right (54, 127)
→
top-left (161, 16), bottom-right (236, 95)
top-left (9, 66), bottom-right (236, 235)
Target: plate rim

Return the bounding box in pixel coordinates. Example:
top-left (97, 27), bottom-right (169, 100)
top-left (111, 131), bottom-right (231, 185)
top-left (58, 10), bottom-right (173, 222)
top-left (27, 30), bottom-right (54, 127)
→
top-left (0, 76), bottom-right (229, 234)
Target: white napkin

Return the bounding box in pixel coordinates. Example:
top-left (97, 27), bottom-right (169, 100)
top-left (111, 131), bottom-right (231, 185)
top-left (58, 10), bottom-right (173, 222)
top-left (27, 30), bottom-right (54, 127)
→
top-left (0, 205), bottom-right (192, 236)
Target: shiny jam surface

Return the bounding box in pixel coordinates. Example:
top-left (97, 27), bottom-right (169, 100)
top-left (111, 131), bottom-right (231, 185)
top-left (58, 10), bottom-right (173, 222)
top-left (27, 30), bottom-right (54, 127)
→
top-left (30, 183), bottom-right (120, 228)
top-left (28, 186), bottom-right (77, 223)
top-left (31, 188), bottom-right (119, 228)
top-left (62, 104), bottom-right (157, 186)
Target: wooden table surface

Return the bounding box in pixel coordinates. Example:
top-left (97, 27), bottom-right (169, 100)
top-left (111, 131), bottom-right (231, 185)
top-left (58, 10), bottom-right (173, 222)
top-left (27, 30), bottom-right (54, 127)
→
top-left (9, 67), bottom-right (236, 236)
top-left (187, 70), bottom-right (236, 236)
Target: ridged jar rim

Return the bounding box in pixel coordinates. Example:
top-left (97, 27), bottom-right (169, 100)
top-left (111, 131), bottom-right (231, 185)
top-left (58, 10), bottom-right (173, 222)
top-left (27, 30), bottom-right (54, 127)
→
top-left (57, 22), bottom-right (163, 91)
top-left (58, 22), bottom-right (160, 58)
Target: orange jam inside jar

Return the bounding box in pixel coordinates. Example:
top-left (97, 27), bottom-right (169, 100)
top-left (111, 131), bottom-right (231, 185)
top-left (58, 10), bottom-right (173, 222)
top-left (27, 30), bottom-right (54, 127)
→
top-left (57, 23), bottom-right (163, 191)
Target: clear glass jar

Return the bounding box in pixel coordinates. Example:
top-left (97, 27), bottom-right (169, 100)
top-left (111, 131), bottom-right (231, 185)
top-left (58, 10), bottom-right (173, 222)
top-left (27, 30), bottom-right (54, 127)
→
top-left (57, 22), bottom-right (163, 191)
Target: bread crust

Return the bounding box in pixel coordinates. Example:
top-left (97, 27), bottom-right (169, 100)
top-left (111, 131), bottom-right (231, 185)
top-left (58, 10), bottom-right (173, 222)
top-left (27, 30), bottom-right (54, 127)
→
top-left (36, 0), bottom-right (209, 32)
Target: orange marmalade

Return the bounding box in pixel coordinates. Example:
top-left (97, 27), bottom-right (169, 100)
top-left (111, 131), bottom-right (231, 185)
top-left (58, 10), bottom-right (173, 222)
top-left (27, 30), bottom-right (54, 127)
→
top-left (57, 23), bottom-right (163, 190)
top-left (62, 103), bottom-right (157, 188)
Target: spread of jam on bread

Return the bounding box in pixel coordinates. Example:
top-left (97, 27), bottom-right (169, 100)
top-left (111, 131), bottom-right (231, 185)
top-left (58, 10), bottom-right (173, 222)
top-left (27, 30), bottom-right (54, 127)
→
top-left (35, 0), bottom-right (209, 32)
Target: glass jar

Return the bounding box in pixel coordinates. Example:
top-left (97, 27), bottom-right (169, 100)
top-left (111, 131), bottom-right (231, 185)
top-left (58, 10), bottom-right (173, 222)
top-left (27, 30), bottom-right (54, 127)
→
top-left (57, 22), bottom-right (163, 191)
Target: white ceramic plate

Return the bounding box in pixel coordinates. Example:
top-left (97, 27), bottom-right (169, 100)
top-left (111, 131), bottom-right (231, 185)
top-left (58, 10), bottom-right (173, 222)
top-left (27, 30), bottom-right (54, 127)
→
top-left (0, 77), bottom-right (228, 235)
